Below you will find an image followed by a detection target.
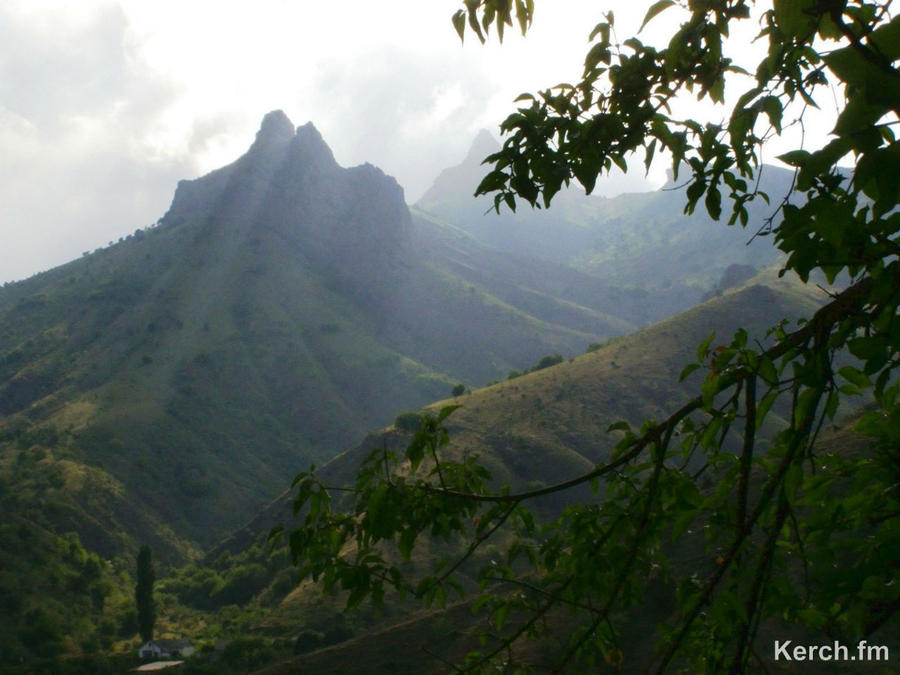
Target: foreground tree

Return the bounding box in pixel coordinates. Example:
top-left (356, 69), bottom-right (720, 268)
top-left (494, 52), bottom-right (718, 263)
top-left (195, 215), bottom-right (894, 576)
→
top-left (276, 2), bottom-right (898, 671)
top-left (136, 545), bottom-right (155, 644)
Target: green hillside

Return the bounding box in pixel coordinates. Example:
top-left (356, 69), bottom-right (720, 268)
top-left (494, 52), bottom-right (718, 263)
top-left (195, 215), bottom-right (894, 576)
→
top-left (219, 272), bottom-right (823, 553)
top-left (0, 112), bottom-right (639, 562)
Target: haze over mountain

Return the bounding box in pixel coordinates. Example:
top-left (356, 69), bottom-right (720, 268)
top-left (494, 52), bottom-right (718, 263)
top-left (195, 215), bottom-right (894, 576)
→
top-left (0, 112), bottom-right (634, 559)
top-left (417, 132), bottom-right (793, 321)
top-left (215, 269), bottom-right (824, 555)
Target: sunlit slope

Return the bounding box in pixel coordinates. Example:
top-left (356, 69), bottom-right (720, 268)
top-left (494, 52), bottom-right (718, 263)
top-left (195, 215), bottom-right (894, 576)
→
top-left (216, 272), bottom-right (823, 558)
top-left (336, 275), bottom-right (821, 491)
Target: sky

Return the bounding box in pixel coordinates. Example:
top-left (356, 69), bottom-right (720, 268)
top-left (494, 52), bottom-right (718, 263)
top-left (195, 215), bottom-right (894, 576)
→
top-left (0, 1), bottom-right (838, 283)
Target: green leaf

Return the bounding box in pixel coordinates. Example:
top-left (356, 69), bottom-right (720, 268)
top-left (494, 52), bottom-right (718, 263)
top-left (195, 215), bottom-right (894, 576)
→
top-left (758, 357), bottom-right (778, 386)
top-left (584, 42), bottom-right (611, 71)
top-left (709, 76), bottom-right (725, 104)
top-left (494, 603), bottom-right (510, 631)
top-left (777, 150), bottom-right (810, 167)
top-left (679, 363), bottom-right (701, 382)
top-left (774, 0), bottom-right (815, 38)
top-left (755, 390), bottom-right (779, 429)
top-left (452, 10), bottom-right (466, 42)
top-left (640, 0), bottom-right (674, 33)
top-left (838, 366), bottom-right (871, 389)
top-left (762, 96), bottom-right (783, 133)
top-left (701, 374), bottom-right (721, 409)
top-left (697, 332), bottom-right (716, 362)
top-left (515, 0), bottom-right (529, 36)
top-left (705, 186), bottom-right (722, 220)
top-left (824, 389), bottom-right (839, 421)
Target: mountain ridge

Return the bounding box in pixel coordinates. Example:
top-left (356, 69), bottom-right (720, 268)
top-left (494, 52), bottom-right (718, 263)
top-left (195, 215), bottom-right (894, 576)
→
top-left (0, 112), bottom-right (626, 558)
top-left (415, 131), bottom-right (794, 322)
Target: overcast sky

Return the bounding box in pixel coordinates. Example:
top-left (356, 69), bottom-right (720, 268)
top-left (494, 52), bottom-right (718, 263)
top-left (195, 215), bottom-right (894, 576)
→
top-left (1, 1), bottom-right (837, 283)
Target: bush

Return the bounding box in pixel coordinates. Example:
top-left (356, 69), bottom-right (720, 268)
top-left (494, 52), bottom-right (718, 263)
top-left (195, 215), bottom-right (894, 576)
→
top-left (221, 636), bottom-right (277, 669)
top-left (531, 354), bottom-right (563, 371)
top-left (293, 630), bottom-right (324, 654)
top-left (393, 411), bottom-right (422, 432)
top-left (211, 563), bottom-right (269, 606)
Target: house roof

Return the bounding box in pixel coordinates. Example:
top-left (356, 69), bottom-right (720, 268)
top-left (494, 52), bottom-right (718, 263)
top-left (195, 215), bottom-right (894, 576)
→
top-left (143, 639), bottom-right (193, 649)
top-left (133, 661), bottom-right (184, 672)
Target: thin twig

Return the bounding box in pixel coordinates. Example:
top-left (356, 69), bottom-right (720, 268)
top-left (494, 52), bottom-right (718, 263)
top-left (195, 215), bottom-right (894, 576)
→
top-left (737, 375), bottom-right (757, 529)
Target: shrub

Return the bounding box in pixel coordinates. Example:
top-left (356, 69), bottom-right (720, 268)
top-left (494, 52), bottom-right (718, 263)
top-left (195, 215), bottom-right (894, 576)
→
top-left (393, 411), bottom-right (422, 432)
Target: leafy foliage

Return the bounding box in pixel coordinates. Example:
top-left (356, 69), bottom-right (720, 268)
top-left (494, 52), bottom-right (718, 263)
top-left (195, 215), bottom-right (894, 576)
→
top-left (0, 523), bottom-right (132, 668)
top-left (278, 1), bottom-right (899, 671)
top-left (136, 546), bottom-right (156, 643)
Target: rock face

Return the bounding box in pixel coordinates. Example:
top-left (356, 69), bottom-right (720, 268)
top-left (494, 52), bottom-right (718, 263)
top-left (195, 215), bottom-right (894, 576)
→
top-left (164, 111), bottom-right (411, 300)
top-left (417, 128), bottom-right (500, 207)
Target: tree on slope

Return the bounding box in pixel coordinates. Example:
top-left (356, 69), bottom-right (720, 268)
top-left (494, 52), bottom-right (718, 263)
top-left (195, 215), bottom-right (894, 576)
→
top-left (276, 2), bottom-right (898, 671)
top-left (136, 545), bottom-right (155, 644)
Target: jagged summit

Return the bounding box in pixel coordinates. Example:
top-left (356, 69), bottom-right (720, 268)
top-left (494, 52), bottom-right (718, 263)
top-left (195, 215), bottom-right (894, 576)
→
top-left (288, 119), bottom-right (338, 171)
top-left (244, 112), bottom-right (336, 171)
top-left (417, 129), bottom-right (500, 208)
top-left (464, 129), bottom-right (500, 164)
top-left (254, 109), bottom-right (295, 146)
top-left (162, 111), bottom-right (402, 238)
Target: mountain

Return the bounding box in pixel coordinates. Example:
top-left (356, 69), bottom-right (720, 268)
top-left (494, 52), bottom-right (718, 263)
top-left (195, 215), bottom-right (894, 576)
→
top-left (416, 132), bottom-right (794, 322)
top-left (212, 269), bottom-right (824, 557)
top-left (0, 112), bottom-right (629, 560)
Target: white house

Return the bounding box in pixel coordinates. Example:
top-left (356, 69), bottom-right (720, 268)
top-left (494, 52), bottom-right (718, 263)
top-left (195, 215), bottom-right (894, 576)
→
top-left (138, 639), bottom-right (195, 660)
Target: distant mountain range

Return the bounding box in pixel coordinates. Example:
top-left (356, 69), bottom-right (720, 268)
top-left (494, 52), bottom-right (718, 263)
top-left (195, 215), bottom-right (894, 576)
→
top-left (417, 131), bottom-right (793, 322)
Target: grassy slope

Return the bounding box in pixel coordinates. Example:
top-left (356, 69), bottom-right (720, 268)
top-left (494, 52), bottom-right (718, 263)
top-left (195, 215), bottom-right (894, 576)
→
top-left (214, 271), bottom-right (823, 563)
top-left (325, 272), bottom-right (822, 491)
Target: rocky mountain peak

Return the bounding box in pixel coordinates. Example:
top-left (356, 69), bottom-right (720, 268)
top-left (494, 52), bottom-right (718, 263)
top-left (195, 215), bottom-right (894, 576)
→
top-left (254, 109), bottom-right (295, 145)
top-left (416, 129), bottom-right (500, 208)
top-left (160, 110), bottom-right (412, 297)
top-left (290, 120), bottom-right (338, 170)
top-left (464, 129), bottom-right (500, 164)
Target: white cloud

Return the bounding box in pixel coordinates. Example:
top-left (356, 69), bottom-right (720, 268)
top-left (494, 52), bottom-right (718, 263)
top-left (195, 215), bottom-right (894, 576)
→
top-left (0, 1), bottom-right (838, 283)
